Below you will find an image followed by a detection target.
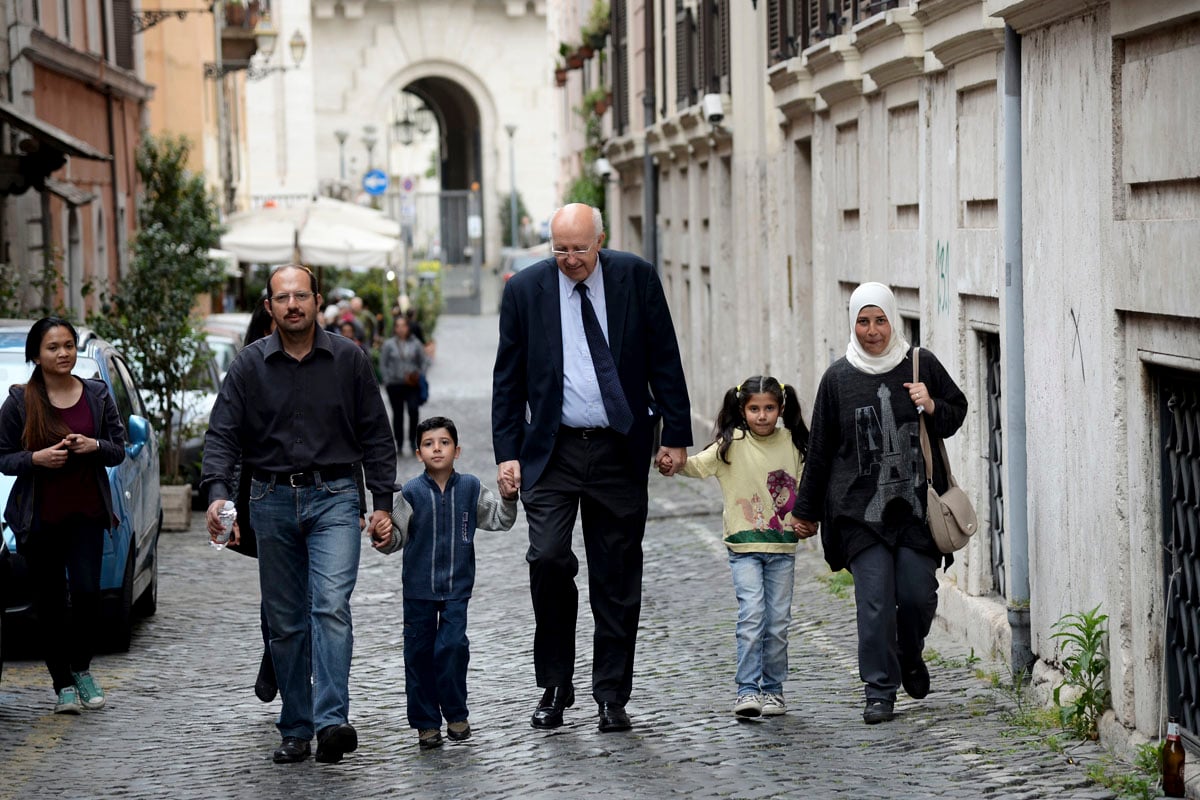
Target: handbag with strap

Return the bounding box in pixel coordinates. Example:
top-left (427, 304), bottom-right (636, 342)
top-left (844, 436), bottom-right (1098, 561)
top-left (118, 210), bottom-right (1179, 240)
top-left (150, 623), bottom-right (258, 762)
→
top-left (914, 347), bottom-right (979, 553)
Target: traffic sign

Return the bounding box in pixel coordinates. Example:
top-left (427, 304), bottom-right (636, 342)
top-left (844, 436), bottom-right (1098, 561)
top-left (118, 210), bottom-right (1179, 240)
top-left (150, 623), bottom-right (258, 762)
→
top-left (362, 169), bottom-right (388, 196)
top-left (402, 177), bottom-right (414, 192)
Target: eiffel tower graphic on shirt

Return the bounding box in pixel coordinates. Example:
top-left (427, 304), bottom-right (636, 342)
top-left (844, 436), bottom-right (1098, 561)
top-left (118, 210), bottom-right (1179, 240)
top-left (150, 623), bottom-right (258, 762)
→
top-left (862, 383), bottom-right (921, 522)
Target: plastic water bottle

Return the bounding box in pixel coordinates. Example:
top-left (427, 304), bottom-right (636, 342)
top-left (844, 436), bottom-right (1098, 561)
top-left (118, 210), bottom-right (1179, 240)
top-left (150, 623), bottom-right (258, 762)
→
top-left (213, 500), bottom-right (236, 551)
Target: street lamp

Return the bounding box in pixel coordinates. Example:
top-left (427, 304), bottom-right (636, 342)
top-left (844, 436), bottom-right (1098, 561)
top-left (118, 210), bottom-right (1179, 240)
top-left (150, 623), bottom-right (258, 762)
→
top-left (362, 125), bottom-right (378, 170)
top-left (505, 124), bottom-right (518, 248)
top-left (335, 129), bottom-right (349, 181)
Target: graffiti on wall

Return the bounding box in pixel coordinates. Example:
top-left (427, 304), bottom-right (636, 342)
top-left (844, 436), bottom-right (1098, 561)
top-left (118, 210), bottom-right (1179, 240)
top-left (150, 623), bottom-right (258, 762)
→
top-left (936, 240), bottom-right (951, 315)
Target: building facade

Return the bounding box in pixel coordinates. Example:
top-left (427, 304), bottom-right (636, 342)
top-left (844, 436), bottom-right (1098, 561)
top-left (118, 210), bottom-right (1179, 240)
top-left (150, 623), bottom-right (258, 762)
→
top-left (242, 0), bottom-right (560, 269)
top-left (1, 0), bottom-right (153, 319)
top-left (572, 0), bottom-right (1200, 746)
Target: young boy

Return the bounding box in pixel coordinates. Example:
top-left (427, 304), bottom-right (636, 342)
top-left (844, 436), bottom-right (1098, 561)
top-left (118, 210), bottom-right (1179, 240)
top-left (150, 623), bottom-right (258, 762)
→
top-left (371, 416), bottom-right (519, 749)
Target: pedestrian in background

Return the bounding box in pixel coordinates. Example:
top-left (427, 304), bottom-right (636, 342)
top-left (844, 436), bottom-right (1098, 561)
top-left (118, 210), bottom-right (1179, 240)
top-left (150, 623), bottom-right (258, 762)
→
top-left (201, 264), bottom-right (396, 765)
top-left (492, 203), bottom-right (692, 733)
top-left (0, 317), bottom-right (126, 715)
top-left (223, 303), bottom-right (277, 703)
top-left (380, 315), bottom-right (429, 457)
top-left (372, 416), bottom-right (518, 749)
top-left (660, 375), bottom-right (811, 718)
top-left (794, 282), bottom-right (966, 725)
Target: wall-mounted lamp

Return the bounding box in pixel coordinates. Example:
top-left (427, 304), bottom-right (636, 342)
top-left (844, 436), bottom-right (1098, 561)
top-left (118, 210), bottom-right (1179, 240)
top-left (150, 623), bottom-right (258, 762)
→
top-left (205, 27), bottom-right (306, 80)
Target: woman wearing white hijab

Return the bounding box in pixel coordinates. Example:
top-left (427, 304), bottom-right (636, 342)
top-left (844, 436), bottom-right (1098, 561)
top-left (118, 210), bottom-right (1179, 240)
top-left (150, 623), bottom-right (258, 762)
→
top-left (795, 282), bottom-right (967, 724)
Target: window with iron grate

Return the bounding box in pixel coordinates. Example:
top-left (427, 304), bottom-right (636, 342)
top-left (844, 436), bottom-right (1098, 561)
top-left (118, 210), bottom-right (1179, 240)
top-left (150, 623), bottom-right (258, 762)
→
top-left (1163, 370), bottom-right (1200, 738)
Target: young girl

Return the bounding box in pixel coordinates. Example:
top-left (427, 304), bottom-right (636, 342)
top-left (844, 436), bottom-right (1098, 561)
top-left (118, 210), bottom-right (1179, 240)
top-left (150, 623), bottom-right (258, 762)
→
top-left (661, 375), bottom-right (811, 718)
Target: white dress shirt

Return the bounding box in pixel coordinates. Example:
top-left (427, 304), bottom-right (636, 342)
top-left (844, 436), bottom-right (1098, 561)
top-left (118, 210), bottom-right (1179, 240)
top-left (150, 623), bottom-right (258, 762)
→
top-left (559, 258), bottom-right (612, 429)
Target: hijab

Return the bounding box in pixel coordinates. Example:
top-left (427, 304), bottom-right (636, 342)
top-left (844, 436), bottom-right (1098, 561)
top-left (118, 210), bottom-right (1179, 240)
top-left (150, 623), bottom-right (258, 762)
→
top-left (845, 282), bottom-right (910, 374)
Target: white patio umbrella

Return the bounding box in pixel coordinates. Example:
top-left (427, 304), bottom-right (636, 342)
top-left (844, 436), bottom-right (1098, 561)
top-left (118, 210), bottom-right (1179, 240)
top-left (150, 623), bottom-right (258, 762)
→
top-left (219, 198), bottom-right (400, 267)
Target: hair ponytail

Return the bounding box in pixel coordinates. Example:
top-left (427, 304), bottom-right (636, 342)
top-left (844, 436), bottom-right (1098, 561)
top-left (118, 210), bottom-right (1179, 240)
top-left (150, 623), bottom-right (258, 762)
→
top-left (712, 385), bottom-right (746, 464)
top-left (779, 383), bottom-right (810, 460)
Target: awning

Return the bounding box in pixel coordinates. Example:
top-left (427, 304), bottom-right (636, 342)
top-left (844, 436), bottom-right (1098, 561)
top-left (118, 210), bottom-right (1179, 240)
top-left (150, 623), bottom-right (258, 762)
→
top-left (0, 101), bottom-right (111, 161)
top-left (44, 177), bottom-right (97, 206)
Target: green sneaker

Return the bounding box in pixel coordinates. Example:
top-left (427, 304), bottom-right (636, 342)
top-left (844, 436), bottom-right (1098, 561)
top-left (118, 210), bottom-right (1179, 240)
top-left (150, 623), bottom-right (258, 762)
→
top-left (72, 671), bottom-right (106, 710)
top-left (54, 686), bottom-right (82, 715)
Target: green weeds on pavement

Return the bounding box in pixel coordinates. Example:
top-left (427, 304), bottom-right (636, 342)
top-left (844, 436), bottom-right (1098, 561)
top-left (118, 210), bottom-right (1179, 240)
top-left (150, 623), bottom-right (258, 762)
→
top-left (1051, 605), bottom-right (1111, 741)
top-left (819, 570), bottom-right (854, 599)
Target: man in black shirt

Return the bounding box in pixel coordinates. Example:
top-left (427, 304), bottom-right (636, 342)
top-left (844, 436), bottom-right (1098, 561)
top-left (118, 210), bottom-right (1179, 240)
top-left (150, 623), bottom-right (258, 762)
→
top-left (201, 264), bottom-right (395, 765)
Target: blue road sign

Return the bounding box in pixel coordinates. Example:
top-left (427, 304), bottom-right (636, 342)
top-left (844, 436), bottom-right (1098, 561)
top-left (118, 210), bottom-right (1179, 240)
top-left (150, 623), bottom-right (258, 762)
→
top-left (363, 169), bottom-right (388, 196)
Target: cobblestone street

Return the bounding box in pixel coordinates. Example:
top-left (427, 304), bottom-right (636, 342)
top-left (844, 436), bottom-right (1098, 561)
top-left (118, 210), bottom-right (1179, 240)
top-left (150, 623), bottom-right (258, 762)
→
top-left (0, 314), bottom-right (1121, 799)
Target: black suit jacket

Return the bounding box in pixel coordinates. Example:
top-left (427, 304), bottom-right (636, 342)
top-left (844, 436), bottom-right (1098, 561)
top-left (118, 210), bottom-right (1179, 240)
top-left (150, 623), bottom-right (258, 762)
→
top-left (492, 249), bottom-right (692, 489)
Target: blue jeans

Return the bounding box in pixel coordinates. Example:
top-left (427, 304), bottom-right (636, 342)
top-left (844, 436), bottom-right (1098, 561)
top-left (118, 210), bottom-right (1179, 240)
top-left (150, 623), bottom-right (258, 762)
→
top-left (250, 476), bottom-right (361, 739)
top-left (728, 551), bottom-right (795, 696)
top-left (403, 597), bottom-right (470, 729)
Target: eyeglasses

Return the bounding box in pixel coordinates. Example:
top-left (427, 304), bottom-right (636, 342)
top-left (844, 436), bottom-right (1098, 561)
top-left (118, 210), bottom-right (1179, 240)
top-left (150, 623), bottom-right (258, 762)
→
top-left (551, 244), bottom-right (594, 258)
top-left (270, 291), bottom-right (314, 304)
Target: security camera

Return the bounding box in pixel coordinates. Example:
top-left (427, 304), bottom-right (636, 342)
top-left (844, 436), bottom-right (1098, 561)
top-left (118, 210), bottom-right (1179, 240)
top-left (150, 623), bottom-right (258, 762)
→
top-left (593, 157), bottom-right (613, 179)
top-left (702, 93), bottom-right (724, 125)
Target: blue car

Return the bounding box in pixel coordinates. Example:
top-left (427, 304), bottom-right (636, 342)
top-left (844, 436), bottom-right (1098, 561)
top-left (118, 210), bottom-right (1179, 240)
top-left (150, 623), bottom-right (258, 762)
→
top-left (0, 323), bottom-right (163, 654)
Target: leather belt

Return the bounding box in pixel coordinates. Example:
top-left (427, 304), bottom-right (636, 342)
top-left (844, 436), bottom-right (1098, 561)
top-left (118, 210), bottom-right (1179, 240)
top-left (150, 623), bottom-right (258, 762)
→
top-left (558, 426), bottom-right (617, 440)
top-left (253, 464), bottom-right (355, 487)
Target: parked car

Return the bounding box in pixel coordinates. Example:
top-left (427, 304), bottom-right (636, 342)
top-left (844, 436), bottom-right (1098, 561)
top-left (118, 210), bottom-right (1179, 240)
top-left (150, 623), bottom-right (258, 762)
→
top-left (500, 243), bottom-right (551, 282)
top-left (0, 322), bottom-right (163, 653)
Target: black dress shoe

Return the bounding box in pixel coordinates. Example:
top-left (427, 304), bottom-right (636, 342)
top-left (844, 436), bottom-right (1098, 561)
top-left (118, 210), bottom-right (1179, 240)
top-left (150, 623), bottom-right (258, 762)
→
top-left (530, 686), bottom-right (575, 729)
top-left (315, 723), bottom-right (358, 764)
top-left (902, 659), bottom-right (930, 700)
top-left (597, 702), bottom-right (631, 732)
top-left (863, 700), bottom-right (895, 725)
top-left (272, 736), bottom-right (311, 764)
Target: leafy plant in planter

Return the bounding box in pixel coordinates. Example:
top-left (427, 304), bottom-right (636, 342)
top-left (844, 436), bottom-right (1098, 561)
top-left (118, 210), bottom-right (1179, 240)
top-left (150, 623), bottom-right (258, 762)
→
top-left (585, 0), bottom-right (610, 49)
top-left (90, 133), bottom-right (223, 485)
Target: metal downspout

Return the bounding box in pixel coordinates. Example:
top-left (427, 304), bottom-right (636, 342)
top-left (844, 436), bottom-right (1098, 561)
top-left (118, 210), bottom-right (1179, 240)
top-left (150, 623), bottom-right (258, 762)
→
top-left (642, 0), bottom-right (657, 268)
top-left (1003, 24), bottom-right (1033, 677)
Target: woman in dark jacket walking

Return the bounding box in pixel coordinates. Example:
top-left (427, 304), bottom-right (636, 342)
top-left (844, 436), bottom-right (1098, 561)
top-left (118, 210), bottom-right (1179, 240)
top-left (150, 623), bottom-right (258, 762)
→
top-left (0, 317), bottom-right (126, 714)
top-left (379, 315), bottom-right (430, 456)
top-left (795, 283), bottom-right (967, 725)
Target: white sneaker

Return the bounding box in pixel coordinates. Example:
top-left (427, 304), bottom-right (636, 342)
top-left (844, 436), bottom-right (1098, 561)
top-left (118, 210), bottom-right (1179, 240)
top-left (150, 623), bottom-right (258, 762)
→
top-left (760, 693), bottom-right (786, 716)
top-left (733, 693), bottom-right (762, 718)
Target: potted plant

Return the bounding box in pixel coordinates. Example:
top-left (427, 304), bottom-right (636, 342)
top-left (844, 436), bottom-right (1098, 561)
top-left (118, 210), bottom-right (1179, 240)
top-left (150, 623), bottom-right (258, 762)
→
top-left (555, 63), bottom-right (568, 86)
top-left (224, 0), bottom-right (246, 26)
top-left (91, 134), bottom-right (224, 529)
top-left (585, 0), bottom-right (610, 50)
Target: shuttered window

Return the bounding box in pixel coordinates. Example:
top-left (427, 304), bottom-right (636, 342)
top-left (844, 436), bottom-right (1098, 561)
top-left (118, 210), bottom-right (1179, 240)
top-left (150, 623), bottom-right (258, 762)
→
top-left (613, 0), bottom-right (629, 134)
top-left (112, 0), bottom-right (134, 69)
top-left (675, 3), bottom-right (696, 111)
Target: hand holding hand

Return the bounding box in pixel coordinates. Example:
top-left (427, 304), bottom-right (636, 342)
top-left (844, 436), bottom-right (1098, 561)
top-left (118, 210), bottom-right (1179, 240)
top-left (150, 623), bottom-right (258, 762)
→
top-left (497, 460), bottom-right (521, 497)
top-left (794, 519), bottom-right (818, 539)
top-left (655, 447), bottom-right (687, 477)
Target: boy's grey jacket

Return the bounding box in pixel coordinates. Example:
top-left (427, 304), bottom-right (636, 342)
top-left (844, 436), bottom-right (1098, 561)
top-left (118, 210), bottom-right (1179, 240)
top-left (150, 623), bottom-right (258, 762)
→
top-left (381, 470), bottom-right (517, 600)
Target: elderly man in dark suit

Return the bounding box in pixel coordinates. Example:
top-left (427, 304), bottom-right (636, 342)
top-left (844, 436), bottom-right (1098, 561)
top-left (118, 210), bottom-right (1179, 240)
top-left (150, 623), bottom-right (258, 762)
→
top-left (492, 203), bottom-right (692, 733)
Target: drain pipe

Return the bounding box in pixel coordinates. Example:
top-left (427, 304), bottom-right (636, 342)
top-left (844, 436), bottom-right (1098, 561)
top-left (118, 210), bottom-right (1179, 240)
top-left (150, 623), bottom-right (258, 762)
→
top-left (642, 0), bottom-right (657, 268)
top-left (1002, 24), bottom-right (1034, 677)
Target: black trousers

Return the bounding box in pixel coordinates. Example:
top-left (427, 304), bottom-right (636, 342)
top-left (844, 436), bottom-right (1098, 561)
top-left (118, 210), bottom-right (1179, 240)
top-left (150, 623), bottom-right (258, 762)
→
top-left (848, 543), bottom-right (939, 703)
top-left (521, 431), bottom-right (648, 706)
top-left (385, 382), bottom-right (422, 453)
top-left (25, 519), bottom-right (106, 691)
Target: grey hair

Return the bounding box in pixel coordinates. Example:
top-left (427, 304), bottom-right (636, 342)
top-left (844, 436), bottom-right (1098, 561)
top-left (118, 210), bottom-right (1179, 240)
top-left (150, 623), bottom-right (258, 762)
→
top-left (549, 205), bottom-right (604, 248)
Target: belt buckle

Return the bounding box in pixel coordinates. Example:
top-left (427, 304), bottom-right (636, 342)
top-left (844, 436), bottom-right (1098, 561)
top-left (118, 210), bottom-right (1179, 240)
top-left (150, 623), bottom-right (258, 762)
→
top-left (288, 472), bottom-right (305, 488)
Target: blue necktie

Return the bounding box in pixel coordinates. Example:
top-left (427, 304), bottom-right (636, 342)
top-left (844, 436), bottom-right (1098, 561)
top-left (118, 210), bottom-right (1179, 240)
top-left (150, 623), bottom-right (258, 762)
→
top-left (575, 282), bottom-right (634, 435)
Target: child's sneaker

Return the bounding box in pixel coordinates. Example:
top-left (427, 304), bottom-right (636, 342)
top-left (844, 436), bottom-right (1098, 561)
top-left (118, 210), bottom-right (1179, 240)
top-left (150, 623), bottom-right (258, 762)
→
top-left (760, 693), bottom-right (786, 716)
top-left (733, 693), bottom-right (762, 718)
top-left (418, 728), bottom-right (443, 749)
top-left (446, 720), bottom-right (471, 741)
top-left (54, 686), bottom-right (82, 715)
top-left (72, 671), bottom-right (105, 710)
